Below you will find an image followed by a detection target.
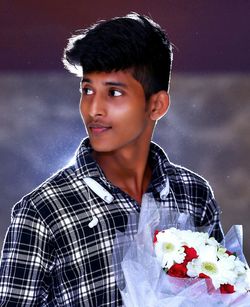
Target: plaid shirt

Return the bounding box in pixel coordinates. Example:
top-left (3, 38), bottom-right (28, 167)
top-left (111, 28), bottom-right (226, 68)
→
top-left (0, 138), bottom-right (223, 306)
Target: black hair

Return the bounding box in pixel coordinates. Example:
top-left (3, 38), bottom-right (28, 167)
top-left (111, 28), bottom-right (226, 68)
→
top-left (63, 12), bottom-right (173, 100)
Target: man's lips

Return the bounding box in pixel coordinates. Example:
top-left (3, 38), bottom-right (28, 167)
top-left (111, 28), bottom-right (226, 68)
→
top-left (88, 123), bottom-right (112, 134)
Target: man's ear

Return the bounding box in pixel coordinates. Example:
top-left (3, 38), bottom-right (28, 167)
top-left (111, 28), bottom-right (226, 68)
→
top-left (149, 91), bottom-right (170, 121)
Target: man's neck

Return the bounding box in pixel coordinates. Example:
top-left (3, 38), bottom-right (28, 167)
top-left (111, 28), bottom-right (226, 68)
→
top-left (93, 143), bottom-right (152, 204)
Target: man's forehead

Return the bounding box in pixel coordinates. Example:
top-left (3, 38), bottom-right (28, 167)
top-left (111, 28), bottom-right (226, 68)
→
top-left (81, 70), bottom-right (137, 87)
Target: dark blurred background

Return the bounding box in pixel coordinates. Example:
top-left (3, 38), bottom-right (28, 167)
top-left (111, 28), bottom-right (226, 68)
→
top-left (1, 1), bottom-right (250, 259)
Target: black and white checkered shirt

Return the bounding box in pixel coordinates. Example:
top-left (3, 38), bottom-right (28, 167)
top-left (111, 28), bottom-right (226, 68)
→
top-left (0, 138), bottom-right (223, 306)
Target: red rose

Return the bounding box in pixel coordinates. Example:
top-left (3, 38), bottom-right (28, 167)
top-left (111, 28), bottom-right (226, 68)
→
top-left (183, 245), bottom-right (198, 263)
top-left (153, 230), bottom-right (159, 243)
top-left (225, 250), bottom-right (236, 257)
top-left (220, 284), bottom-right (235, 294)
top-left (199, 273), bottom-right (209, 279)
top-left (168, 263), bottom-right (187, 278)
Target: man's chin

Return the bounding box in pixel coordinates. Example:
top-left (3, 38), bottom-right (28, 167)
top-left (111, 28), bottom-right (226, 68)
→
top-left (89, 140), bottom-right (114, 153)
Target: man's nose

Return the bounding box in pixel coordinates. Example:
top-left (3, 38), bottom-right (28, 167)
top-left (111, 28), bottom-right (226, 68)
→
top-left (89, 94), bottom-right (106, 118)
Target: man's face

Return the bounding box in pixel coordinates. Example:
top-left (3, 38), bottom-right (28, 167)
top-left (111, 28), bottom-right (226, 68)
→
top-left (80, 70), bottom-right (155, 154)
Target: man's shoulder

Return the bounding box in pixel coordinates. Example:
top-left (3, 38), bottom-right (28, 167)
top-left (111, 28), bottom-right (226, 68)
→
top-left (13, 164), bottom-right (83, 216)
top-left (167, 161), bottom-right (212, 192)
top-left (150, 142), bottom-right (212, 193)
top-left (30, 164), bottom-right (77, 196)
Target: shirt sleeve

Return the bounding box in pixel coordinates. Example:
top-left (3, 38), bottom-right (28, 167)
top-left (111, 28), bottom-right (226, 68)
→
top-left (200, 187), bottom-right (224, 243)
top-left (0, 198), bottom-right (56, 306)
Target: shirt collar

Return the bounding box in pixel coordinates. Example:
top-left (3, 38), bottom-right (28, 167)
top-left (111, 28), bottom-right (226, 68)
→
top-left (74, 138), bottom-right (105, 179)
top-left (147, 141), bottom-right (176, 194)
top-left (73, 138), bottom-right (175, 193)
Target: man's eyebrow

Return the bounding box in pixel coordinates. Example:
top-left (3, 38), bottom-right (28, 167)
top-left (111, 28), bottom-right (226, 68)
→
top-left (81, 78), bottom-right (91, 84)
top-left (104, 81), bottom-right (128, 88)
top-left (81, 78), bottom-right (128, 88)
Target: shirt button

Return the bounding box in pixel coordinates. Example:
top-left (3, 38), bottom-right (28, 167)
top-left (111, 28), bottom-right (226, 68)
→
top-left (160, 194), bottom-right (168, 200)
top-left (104, 195), bottom-right (113, 203)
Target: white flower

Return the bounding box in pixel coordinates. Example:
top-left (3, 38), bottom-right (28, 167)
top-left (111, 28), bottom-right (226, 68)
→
top-left (234, 273), bottom-right (250, 292)
top-left (175, 229), bottom-right (205, 250)
top-left (234, 258), bottom-right (250, 292)
top-left (187, 245), bottom-right (237, 289)
top-left (216, 247), bottom-right (229, 260)
top-left (234, 257), bottom-right (248, 275)
top-left (174, 229), bottom-right (217, 253)
top-left (154, 228), bottom-right (185, 269)
top-left (217, 256), bottom-right (238, 286)
top-left (206, 236), bottom-right (220, 247)
top-left (154, 227), bottom-right (250, 293)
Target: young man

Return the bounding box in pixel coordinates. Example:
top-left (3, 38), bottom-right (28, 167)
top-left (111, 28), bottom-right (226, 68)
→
top-left (0, 13), bottom-right (223, 306)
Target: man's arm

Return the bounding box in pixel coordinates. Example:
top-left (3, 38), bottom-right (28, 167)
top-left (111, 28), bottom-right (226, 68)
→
top-left (201, 188), bottom-right (224, 242)
top-left (0, 199), bottom-right (55, 306)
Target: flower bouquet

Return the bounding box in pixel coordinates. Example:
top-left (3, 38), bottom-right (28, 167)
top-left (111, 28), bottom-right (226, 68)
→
top-left (113, 195), bottom-right (250, 306)
top-left (154, 227), bottom-right (249, 294)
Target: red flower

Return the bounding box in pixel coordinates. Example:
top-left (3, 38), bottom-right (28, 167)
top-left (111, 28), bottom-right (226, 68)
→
top-left (199, 273), bottom-right (209, 279)
top-left (226, 250), bottom-right (236, 257)
top-left (183, 245), bottom-right (198, 263)
top-left (153, 230), bottom-right (159, 243)
top-left (220, 284), bottom-right (235, 294)
top-left (168, 263), bottom-right (187, 278)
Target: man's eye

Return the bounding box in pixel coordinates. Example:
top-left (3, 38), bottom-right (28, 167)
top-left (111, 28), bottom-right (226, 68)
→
top-left (109, 89), bottom-right (122, 97)
top-left (82, 87), bottom-right (94, 95)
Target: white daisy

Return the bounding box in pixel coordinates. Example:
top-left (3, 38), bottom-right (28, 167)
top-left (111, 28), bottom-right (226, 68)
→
top-left (154, 229), bottom-right (185, 269)
top-left (187, 245), bottom-right (237, 289)
top-left (234, 258), bottom-right (250, 292)
top-left (177, 229), bottom-right (208, 251)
